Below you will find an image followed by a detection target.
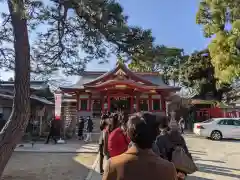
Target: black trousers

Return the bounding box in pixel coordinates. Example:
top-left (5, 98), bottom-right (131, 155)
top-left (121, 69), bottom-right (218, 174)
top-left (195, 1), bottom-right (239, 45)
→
top-left (78, 130), bottom-right (83, 139)
top-left (99, 144), bottom-right (104, 173)
top-left (46, 132), bottom-right (57, 144)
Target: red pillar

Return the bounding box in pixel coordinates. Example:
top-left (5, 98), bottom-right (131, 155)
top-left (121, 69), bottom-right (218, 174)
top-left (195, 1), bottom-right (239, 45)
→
top-left (75, 92), bottom-right (80, 125)
top-left (136, 95), bottom-right (139, 112)
top-left (130, 96), bottom-right (134, 113)
top-left (149, 95), bottom-right (152, 112)
top-left (88, 93), bottom-right (92, 111)
top-left (107, 96), bottom-right (110, 112)
top-left (161, 95), bottom-right (166, 114)
top-left (101, 95), bottom-right (105, 113)
top-left (76, 92), bottom-right (79, 111)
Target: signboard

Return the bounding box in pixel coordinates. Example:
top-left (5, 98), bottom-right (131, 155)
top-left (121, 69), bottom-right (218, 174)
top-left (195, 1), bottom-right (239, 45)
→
top-left (54, 93), bottom-right (62, 120)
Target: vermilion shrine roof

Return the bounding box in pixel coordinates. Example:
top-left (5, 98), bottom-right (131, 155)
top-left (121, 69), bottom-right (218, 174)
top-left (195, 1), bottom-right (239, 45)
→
top-left (60, 63), bottom-right (180, 92)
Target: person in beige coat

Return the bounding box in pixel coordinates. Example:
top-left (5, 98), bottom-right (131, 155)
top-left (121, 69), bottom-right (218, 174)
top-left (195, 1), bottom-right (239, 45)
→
top-left (102, 112), bottom-right (177, 180)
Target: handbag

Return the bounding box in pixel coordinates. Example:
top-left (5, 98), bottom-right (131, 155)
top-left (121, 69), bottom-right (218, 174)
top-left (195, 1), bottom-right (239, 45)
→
top-left (171, 146), bottom-right (198, 174)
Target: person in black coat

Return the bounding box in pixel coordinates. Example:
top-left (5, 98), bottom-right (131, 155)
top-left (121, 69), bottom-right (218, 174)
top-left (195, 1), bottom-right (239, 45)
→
top-left (0, 114), bottom-right (6, 131)
top-left (84, 116), bottom-right (93, 142)
top-left (152, 118), bottom-right (192, 180)
top-left (78, 117), bottom-right (85, 140)
top-left (45, 119), bottom-right (57, 144)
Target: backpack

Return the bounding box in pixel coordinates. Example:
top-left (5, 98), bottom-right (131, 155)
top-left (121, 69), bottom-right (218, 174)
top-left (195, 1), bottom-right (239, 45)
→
top-left (170, 146), bottom-right (198, 174)
top-left (154, 133), bottom-right (198, 174)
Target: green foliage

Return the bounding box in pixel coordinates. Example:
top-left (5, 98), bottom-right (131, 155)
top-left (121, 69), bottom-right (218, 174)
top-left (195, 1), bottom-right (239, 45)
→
top-left (180, 49), bottom-right (232, 101)
top-left (0, 0), bottom-right (154, 75)
top-left (116, 55), bottom-right (125, 64)
top-left (196, 0), bottom-right (240, 83)
top-left (128, 45), bottom-right (187, 85)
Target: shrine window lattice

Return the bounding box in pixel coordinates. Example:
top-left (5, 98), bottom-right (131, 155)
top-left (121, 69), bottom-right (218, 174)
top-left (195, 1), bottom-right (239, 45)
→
top-left (152, 99), bottom-right (161, 111)
top-left (80, 99), bottom-right (88, 111)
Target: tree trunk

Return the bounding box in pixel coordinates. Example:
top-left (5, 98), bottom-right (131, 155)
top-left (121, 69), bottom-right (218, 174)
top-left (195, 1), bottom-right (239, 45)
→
top-left (0, 0), bottom-right (30, 176)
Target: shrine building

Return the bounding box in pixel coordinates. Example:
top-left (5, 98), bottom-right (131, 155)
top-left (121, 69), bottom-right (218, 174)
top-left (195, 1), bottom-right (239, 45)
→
top-left (60, 63), bottom-right (180, 117)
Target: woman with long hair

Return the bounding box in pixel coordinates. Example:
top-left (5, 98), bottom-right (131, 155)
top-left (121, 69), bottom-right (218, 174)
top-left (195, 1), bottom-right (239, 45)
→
top-left (102, 112), bottom-right (177, 180)
top-left (99, 114), bottom-right (109, 174)
top-left (107, 113), bottom-right (130, 158)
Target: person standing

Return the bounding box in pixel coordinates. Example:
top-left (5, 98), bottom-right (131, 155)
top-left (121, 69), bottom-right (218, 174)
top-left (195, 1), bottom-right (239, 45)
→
top-left (99, 114), bottom-right (109, 175)
top-left (78, 117), bottom-right (85, 140)
top-left (179, 117), bottom-right (185, 134)
top-left (45, 119), bottom-right (57, 144)
top-left (85, 116), bottom-right (93, 142)
top-left (153, 117), bottom-right (193, 180)
top-left (103, 112), bottom-right (177, 180)
top-left (0, 114), bottom-right (6, 131)
top-left (107, 113), bottom-right (130, 158)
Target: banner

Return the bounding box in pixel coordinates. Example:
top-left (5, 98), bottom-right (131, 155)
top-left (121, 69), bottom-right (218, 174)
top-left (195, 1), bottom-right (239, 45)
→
top-left (54, 93), bottom-right (62, 120)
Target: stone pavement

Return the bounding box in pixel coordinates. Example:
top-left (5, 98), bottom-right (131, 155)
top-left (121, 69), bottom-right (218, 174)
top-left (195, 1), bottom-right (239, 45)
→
top-left (15, 140), bottom-right (99, 153)
top-left (85, 153), bottom-right (102, 180)
top-left (186, 135), bottom-right (240, 180)
top-left (3, 152), bottom-right (98, 180)
top-left (86, 135), bottom-right (240, 180)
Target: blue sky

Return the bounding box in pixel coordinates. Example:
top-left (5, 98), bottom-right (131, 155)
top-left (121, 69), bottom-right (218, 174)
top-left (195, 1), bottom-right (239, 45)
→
top-left (0, 0), bottom-right (210, 81)
top-left (86, 0), bottom-right (210, 71)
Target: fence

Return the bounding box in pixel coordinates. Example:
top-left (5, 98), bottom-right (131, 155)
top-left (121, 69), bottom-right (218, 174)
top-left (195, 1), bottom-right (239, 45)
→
top-left (196, 107), bottom-right (240, 120)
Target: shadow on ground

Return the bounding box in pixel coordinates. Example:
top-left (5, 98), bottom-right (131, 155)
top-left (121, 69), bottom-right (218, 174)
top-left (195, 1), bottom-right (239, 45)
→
top-left (187, 176), bottom-right (213, 180)
top-left (2, 152), bottom-right (98, 180)
top-left (219, 139), bottom-right (240, 143)
top-left (196, 163), bottom-right (240, 179)
top-left (193, 156), bottom-right (225, 164)
top-left (90, 170), bottom-right (102, 180)
top-left (189, 150), bottom-right (207, 156)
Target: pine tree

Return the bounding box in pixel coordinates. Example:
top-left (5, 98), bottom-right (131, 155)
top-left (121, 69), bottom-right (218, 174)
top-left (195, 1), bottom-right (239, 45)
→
top-left (0, 0), bottom-right (154, 175)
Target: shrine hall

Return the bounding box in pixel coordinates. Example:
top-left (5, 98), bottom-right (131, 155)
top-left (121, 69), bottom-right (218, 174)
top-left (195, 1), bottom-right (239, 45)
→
top-left (60, 63), bottom-right (180, 117)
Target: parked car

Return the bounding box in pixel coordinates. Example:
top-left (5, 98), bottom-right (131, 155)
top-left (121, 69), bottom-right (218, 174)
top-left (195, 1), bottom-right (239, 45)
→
top-left (193, 118), bottom-right (240, 140)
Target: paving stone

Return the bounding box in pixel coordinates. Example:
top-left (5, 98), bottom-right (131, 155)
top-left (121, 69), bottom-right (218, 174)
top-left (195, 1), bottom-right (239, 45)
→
top-left (15, 141), bottom-right (99, 153)
top-left (2, 152), bottom-right (97, 180)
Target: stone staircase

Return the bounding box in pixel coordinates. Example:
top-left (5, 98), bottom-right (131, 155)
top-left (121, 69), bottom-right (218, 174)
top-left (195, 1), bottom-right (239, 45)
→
top-left (61, 101), bottom-right (101, 140)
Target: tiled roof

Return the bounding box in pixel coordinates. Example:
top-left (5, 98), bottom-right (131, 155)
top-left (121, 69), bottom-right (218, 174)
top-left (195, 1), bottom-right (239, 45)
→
top-left (0, 81), bottom-right (49, 90)
top-left (61, 73), bottom-right (178, 90)
top-left (0, 93), bottom-right (53, 105)
top-left (60, 63), bottom-right (179, 91)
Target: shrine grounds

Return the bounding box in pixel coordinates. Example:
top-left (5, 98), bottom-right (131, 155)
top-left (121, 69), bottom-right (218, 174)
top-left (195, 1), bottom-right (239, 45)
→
top-left (2, 152), bottom-right (97, 180)
top-left (186, 134), bottom-right (240, 180)
top-left (1, 134), bottom-right (240, 180)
